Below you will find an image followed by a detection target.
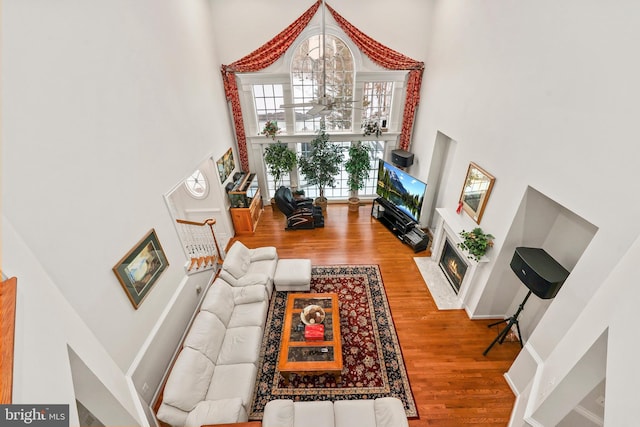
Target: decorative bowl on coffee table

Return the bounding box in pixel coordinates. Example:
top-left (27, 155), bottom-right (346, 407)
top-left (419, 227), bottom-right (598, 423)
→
top-left (301, 305), bottom-right (325, 325)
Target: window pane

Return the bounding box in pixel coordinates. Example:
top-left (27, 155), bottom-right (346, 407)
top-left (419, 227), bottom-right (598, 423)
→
top-left (253, 83), bottom-right (285, 132)
top-left (362, 81), bottom-right (394, 129)
top-left (291, 35), bottom-right (355, 133)
top-left (265, 140), bottom-right (386, 201)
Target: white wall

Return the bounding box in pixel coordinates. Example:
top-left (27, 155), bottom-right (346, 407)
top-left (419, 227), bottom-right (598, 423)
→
top-left (1, 0), bottom-right (235, 422)
top-left (413, 0), bottom-right (640, 423)
top-left (209, 0), bottom-right (433, 67)
top-left (4, 217), bottom-right (140, 426)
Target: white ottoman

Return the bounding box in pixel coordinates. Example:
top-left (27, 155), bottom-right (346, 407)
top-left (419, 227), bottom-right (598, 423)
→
top-left (274, 259), bottom-right (312, 292)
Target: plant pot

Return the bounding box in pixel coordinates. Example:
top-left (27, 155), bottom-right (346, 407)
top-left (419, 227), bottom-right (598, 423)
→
top-left (270, 198), bottom-right (280, 213)
top-left (348, 197), bottom-right (360, 213)
top-left (315, 196), bottom-right (328, 213)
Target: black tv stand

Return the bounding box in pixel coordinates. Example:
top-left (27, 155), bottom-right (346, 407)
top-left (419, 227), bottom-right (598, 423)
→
top-left (371, 197), bottom-right (429, 252)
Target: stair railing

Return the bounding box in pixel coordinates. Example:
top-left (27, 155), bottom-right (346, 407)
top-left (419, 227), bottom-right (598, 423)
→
top-left (175, 218), bottom-right (223, 273)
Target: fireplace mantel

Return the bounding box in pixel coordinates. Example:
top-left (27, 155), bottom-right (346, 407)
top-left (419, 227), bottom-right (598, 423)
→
top-left (431, 208), bottom-right (489, 305)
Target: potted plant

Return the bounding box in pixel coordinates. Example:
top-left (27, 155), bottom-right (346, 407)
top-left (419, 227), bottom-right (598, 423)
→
top-left (260, 120), bottom-right (281, 140)
top-left (344, 142), bottom-right (371, 213)
top-left (298, 125), bottom-right (344, 212)
top-left (457, 228), bottom-right (495, 261)
top-left (362, 118), bottom-right (382, 138)
top-left (263, 142), bottom-right (297, 205)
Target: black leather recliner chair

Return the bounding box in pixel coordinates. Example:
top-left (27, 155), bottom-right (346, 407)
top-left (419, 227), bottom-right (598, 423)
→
top-left (273, 186), bottom-right (324, 230)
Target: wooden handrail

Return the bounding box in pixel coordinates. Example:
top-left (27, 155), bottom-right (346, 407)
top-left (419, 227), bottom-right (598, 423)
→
top-left (176, 218), bottom-right (217, 227)
top-left (0, 276), bottom-right (17, 404)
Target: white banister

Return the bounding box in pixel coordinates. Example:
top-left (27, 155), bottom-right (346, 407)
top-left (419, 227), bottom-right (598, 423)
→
top-left (175, 218), bottom-right (223, 274)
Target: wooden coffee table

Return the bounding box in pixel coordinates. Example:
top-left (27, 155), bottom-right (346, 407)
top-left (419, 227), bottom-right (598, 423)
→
top-left (278, 293), bottom-right (343, 384)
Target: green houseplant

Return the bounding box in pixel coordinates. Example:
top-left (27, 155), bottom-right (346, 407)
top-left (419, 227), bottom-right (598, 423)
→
top-left (344, 142), bottom-right (371, 212)
top-left (263, 142), bottom-right (297, 193)
top-left (260, 120), bottom-right (281, 140)
top-left (457, 228), bottom-right (495, 261)
top-left (362, 118), bottom-right (382, 138)
top-left (298, 125), bottom-right (344, 211)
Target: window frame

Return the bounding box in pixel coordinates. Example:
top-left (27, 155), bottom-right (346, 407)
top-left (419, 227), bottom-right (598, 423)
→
top-left (234, 26), bottom-right (411, 203)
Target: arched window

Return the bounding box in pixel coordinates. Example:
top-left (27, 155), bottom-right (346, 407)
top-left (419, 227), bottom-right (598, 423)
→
top-left (290, 34), bottom-right (354, 132)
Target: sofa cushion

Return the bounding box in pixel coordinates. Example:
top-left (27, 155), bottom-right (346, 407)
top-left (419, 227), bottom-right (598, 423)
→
top-left (156, 402), bottom-right (188, 427)
top-left (201, 279), bottom-right (235, 326)
top-left (162, 347), bottom-right (215, 412)
top-left (223, 241), bottom-right (251, 279)
top-left (183, 311), bottom-right (226, 363)
top-left (206, 363), bottom-right (257, 409)
top-left (294, 401), bottom-right (335, 427)
top-left (228, 300), bottom-right (268, 329)
top-left (232, 284), bottom-right (268, 305)
top-left (247, 258), bottom-right (278, 279)
top-left (334, 400), bottom-right (376, 427)
top-left (184, 398), bottom-right (248, 427)
top-left (249, 246), bottom-right (278, 261)
top-left (262, 400), bottom-right (294, 427)
top-left (235, 272), bottom-right (271, 287)
top-left (217, 325), bottom-right (263, 365)
top-left (374, 397), bottom-right (409, 427)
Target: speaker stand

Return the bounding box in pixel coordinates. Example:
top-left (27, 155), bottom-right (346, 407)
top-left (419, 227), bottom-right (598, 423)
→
top-left (483, 290), bottom-right (532, 356)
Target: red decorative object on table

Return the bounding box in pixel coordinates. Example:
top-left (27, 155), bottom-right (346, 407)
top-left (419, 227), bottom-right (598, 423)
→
top-left (304, 324), bottom-right (324, 341)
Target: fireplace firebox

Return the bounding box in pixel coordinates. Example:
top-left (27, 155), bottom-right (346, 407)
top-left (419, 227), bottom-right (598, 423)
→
top-left (439, 239), bottom-right (468, 294)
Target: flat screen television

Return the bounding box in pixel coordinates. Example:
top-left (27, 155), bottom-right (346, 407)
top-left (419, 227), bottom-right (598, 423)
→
top-left (376, 160), bottom-right (427, 223)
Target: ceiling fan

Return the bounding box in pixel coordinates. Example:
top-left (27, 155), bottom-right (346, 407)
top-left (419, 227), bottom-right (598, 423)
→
top-left (279, 0), bottom-right (356, 117)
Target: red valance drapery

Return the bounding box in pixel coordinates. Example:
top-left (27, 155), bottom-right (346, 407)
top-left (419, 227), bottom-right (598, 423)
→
top-left (221, 1), bottom-right (424, 172)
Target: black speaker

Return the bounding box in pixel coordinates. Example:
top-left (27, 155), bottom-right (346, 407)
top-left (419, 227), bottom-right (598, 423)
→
top-left (391, 149), bottom-right (414, 168)
top-left (510, 247), bottom-right (570, 299)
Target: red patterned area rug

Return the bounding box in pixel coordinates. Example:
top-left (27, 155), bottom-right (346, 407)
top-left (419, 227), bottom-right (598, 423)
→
top-left (249, 264), bottom-right (418, 420)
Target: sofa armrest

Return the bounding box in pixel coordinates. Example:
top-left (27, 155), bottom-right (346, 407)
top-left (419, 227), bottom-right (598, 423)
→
top-left (262, 400), bottom-right (294, 427)
top-left (184, 398), bottom-right (248, 427)
top-left (249, 246), bottom-right (278, 262)
top-left (156, 402), bottom-right (189, 427)
top-left (374, 397), bottom-right (409, 427)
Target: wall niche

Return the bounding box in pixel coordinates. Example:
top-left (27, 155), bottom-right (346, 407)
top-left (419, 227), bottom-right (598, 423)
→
top-left (475, 186), bottom-right (598, 341)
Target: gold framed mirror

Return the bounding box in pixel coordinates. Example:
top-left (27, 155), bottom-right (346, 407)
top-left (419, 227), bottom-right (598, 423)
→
top-left (459, 162), bottom-right (495, 224)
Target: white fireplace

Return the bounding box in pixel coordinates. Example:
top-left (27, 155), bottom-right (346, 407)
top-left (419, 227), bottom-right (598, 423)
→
top-left (430, 208), bottom-right (490, 305)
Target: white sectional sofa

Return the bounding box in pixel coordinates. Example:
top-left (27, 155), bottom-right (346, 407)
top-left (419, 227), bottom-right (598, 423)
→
top-left (262, 398), bottom-right (409, 427)
top-left (219, 241), bottom-right (279, 298)
top-left (156, 241), bottom-right (278, 427)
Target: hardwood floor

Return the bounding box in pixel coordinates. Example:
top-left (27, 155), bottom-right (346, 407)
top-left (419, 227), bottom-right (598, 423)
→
top-left (231, 203), bottom-right (520, 427)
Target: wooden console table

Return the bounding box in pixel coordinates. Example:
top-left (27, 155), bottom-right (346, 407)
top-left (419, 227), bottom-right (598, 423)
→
top-left (230, 187), bottom-right (263, 233)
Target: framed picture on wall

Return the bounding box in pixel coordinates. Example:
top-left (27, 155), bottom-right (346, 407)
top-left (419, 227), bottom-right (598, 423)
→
top-left (459, 162), bottom-right (495, 224)
top-left (113, 229), bottom-right (169, 309)
top-left (216, 148), bottom-right (235, 183)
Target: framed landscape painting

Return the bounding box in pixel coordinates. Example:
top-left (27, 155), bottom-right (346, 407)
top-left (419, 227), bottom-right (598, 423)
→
top-left (113, 229), bottom-right (169, 309)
